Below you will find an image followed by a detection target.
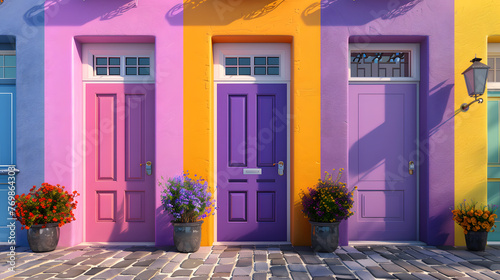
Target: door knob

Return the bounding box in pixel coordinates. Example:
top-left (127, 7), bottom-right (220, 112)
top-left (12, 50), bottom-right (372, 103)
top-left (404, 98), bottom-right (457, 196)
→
top-left (140, 161), bottom-right (152, 176)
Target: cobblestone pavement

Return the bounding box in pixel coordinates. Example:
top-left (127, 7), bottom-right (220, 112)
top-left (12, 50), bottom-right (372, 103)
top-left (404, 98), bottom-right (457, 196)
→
top-left (2, 244), bottom-right (500, 279)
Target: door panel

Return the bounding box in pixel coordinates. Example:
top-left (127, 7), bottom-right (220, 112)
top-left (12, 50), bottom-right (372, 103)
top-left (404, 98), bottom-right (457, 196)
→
top-left (217, 83), bottom-right (287, 241)
top-left (0, 85), bottom-right (15, 243)
top-left (488, 93), bottom-right (500, 241)
top-left (86, 84), bottom-right (154, 242)
top-left (349, 84), bottom-right (417, 241)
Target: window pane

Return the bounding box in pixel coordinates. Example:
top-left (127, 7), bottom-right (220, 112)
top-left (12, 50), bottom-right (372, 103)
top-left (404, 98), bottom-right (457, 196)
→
top-left (126, 67), bottom-right (137, 75)
top-left (138, 57), bottom-right (150, 65)
top-left (496, 70), bottom-right (500, 84)
top-left (255, 57), bottom-right (266, 65)
top-left (489, 70), bottom-right (495, 83)
top-left (267, 67), bottom-right (279, 75)
top-left (109, 67), bottom-right (120, 75)
top-left (0, 56), bottom-right (3, 67)
top-left (96, 67), bottom-right (107, 75)
top-left (225, 67), bottom-right (237, 75)
top-left (96, 57), bottom-right (107, 65)
top-left (4, 55), bottom-right (15, 67)
top-left (138, 67), bottom-right (150, 75)
top-left (0, 68), bottom-right (4, 78)
top-left (239, 67), bottom-right (251, 75)
top-left (4, 68), bottom-right (15, 79)
top-left (267, 57), bottom-right (279, 65)
top-left (489, 58), bottom-right (495, 67)
top-left (126, 57), bottom-right (137, 65)
top-left (225, 57), bottom-right (237, 66)
top-left (239, 57), bottom-right (250, 65)
top-left (496, 58), bottom-right (500, 72)
top-left (254, 67), bottom-right (266, 75)
top-left (109, 57), bottom-right (120, 65)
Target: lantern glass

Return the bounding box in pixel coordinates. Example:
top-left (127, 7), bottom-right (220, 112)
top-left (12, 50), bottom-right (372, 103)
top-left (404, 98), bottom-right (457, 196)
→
top-left (473, 68), bottom-right (489, 95)
top-left (463, 68), bottom-right (475, 97)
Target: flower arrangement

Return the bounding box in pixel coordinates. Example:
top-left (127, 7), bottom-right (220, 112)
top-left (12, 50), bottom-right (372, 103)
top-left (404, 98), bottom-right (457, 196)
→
top-left (12, 183), bottom-right (80, 230)
top-left (159, 171), bottom-right (216, 223)
top-left (452, 200), bottom-right (498, 234)
top-left (300, 168), bottom-right (356, 223)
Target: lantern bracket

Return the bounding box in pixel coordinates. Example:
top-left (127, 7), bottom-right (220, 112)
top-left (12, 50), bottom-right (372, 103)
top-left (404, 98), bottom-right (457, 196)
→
top-left (461, 94), bottom-right (484, 112)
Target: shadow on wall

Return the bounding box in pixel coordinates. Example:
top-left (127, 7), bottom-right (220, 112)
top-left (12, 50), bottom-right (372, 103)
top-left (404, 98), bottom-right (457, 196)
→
top-left (303, 0), bottom-right (423, 26)
top-left (167, 0), bottom-right (284, 26)
top-left (25, 0), bottom-right (136, 26)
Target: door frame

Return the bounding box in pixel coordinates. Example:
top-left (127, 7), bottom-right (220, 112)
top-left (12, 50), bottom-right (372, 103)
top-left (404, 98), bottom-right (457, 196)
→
top-left (81, 43), bottom-right (156, 244)
top-left (213, 43), bottom-right (291, 244)
top-left (348, 43), bottom-right (421, 241)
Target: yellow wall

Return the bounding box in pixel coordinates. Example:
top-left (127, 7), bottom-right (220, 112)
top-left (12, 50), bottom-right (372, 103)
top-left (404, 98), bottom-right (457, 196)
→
top-left (455, 0), bottom-right (499, 245)
top-left (183, 0), bottom-right (321, 245)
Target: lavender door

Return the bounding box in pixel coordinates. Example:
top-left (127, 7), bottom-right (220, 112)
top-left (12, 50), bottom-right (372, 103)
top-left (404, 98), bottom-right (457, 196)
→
top-left (217, 83), bottom-right (287, 241)
top-left (348, 84), bottom-right (417, 240)
top-left (86, 83), bottom-right (155, 242)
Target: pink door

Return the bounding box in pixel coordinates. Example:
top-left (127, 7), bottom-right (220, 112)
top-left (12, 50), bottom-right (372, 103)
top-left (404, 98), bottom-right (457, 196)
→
top-left (348, 84), bottom-right (417, 240)
top-left (86, 84), bottom-right (155, 242)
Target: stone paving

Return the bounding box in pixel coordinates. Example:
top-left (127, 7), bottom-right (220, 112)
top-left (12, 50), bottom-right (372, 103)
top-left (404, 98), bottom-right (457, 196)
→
top-left (2, 244), bottom-right (500, 279)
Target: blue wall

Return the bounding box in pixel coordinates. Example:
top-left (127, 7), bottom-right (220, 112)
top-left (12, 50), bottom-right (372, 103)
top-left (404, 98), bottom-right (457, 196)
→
top-left (0, 0), bottom-right (44, 246)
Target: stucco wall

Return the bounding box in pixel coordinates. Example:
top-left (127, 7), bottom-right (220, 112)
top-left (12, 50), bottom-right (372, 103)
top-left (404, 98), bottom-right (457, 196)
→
top-left (0, 1), bottom-right (45, 246)
top-left (183, 0), bottom-right (321, 246)
top-left (44, 0), bottom-right (183, 246)
top-left (455, 0), bottom-right (499, 246)
top-left (321, 0), bottom-right (455, 245)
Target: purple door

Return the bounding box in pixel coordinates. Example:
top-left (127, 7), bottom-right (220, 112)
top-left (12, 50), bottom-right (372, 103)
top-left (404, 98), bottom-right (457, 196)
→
top-left (348, 84), bottom-right (417, 241)
top-left (217, 83), bottom-right (287, 241)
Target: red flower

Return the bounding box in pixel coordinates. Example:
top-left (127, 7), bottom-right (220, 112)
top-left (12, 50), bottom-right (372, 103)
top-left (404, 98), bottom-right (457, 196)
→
top-left (53, 218), bottom-right (57, 222)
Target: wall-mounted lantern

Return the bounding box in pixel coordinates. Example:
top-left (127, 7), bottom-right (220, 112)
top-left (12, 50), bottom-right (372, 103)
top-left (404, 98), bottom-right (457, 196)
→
top-left (461, 57), bottom-right (491, 112)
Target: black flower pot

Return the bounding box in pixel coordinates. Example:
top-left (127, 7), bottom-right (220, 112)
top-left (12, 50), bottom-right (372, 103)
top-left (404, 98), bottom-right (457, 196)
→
top-left (310, 221), bottom-right (340, 252)
top-left (172, 221), bottom-right (203, 253)
top-left (465, 231), bottom-right (488, 251)
top-left (27, 223), bottom-right (60, 253)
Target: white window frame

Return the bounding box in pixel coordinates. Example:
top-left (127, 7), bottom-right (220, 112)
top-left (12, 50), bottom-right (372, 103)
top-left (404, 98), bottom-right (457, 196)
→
top-left (214, 43), bottom-right (290, 82)
top-left (488, 43), bottom-right (500, 90)
top-left (349, 43), bottom-right (420, 82)
top-left (82, 43), bottom-right (155, 83)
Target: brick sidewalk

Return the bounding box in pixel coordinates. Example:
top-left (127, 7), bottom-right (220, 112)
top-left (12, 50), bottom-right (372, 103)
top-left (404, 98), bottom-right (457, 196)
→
top-left (1, 244), bottom-right (500, 279)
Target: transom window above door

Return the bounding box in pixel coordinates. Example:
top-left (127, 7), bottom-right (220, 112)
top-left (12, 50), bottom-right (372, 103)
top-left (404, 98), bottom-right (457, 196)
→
top-left (0, 52), bottom-right (16, 79)
top-left (224, 56), bottom-right (280, 76)
top-left (214, 43), bottom-right (290, 82)
top-left (349, 43), bottom-right (420, 82)
top-left (82, 44), bottom-right (155, 83)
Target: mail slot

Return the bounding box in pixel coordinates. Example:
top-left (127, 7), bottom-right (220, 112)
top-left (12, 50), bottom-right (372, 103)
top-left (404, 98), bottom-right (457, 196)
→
top-left (243, 168), bottom-right (262, 175)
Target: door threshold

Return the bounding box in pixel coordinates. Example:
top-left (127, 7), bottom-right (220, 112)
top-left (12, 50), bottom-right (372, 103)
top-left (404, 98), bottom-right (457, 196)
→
top-left (349, 241), bottom-right (427, 246)
top-left (214, 241), bottom-right (291, 246)
top-left (80, 242), bottom-right (155, 246)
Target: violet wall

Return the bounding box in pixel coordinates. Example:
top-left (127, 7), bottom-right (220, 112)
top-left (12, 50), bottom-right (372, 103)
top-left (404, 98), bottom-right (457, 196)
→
top-left (0, 0), bottom-right (45, 246)
top-left (319, 0), bottom-right (455, 245)
top-left (44, 0), bottom-right (183, 246)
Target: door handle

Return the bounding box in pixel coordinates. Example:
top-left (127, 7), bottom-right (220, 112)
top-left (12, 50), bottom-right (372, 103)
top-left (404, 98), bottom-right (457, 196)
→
top-left (0, 168), bottom-right (19, 175)
top-left (140, 161), bottom-right (152, 176)
top-left (274, 161), bottom-right (284, 176)
top-left (409, 161), bottom-right (415, 175)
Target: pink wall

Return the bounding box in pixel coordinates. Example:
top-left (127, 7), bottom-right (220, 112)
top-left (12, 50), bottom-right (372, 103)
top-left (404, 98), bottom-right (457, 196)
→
top-left (44, 0), bottom-right (183, 246)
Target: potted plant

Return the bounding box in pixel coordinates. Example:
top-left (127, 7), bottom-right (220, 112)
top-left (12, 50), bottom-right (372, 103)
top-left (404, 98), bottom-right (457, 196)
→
top-left (159, 171), bottom-right (215, 253)
top-left (12, 183), bottom-right (80, 252)
top-left (300, 168), bottom-right (356, 252)
top-left (452, 200), bottom-right (498, 251)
